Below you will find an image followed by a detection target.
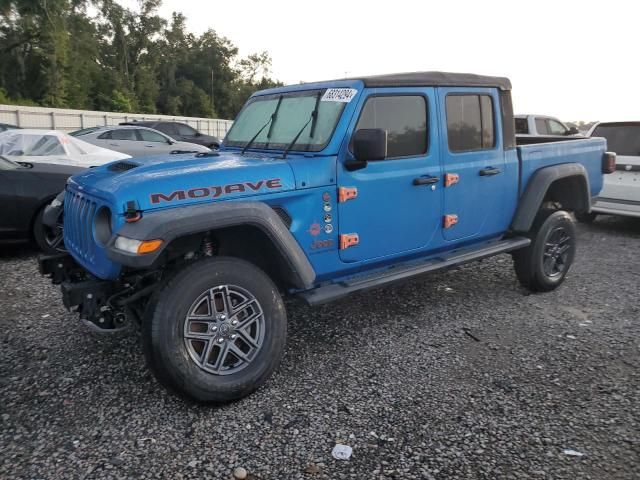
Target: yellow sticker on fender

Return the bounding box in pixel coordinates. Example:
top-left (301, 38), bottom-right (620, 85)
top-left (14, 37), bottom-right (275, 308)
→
top-left (321, 88), bottom-right (358, 103)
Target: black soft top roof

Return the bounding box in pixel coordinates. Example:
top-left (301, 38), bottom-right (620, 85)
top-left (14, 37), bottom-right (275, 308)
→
top-left (349, 71), bottom-right (511, 91)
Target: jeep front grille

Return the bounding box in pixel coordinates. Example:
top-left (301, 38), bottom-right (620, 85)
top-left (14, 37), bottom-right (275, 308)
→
top-left (64, 190), bottom-right (98, 263)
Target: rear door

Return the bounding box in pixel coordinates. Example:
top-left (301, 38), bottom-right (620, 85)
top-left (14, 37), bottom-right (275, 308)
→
top-left (100, 129), bottom-right (142, 156)
top-left (337, 88), bottom-right (443, 263)
top-left (437, 88), bottom-right (507, 242)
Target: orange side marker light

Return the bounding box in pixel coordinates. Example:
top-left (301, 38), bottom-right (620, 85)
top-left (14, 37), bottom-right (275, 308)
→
top-left (340, 233), bottom-right (359, 250)
top-left (444, 173), bottom-right (460, 187)
top-left (137, 239), bottom-right (163, 254)
top-left (338, 187), bottom-right (358, 203)
top-left (443, 214), bottom-right (459, 229)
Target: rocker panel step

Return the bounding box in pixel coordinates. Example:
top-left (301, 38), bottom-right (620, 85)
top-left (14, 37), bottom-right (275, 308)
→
top-left (298, 237), bottom-right (531, 306)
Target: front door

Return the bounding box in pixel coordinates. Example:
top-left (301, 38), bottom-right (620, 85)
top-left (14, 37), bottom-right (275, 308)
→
top-left (437, 88), bottom-right (507, 242)
top-left (337, 88), bottom-right (442, 263)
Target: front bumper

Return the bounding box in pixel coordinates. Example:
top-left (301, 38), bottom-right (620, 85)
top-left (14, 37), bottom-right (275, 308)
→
top-left (39, 254), bottom-right (128, 331)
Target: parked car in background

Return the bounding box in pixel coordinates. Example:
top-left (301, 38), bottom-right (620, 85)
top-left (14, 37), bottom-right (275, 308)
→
top-left (71, 125), bottom-right (210, 157)
top-left (0, 123), bottom-right (20, 132)
top-left (0, 129), bottom-right (130, 167)
top-left (578, 121), bottom-right (640, 221)
top-left (515, 115), bottom-right (579, 136)
top-left (0, 155), bottom-right (83, 253)
top-left (119, 121), bottom-right (221, 149)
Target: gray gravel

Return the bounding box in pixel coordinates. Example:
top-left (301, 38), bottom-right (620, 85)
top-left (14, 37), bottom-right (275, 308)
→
top-left (1, 216), bottom-right (639, 479)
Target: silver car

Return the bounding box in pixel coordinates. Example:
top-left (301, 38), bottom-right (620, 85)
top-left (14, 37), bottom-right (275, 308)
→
top-left (70, 126), bottom-right (211, 157)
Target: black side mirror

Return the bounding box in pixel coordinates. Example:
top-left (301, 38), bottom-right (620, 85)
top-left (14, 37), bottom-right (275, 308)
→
top-left (345, 129), bottom-right (387, 171)
top-left (566, 127), bottom-right (579, 135)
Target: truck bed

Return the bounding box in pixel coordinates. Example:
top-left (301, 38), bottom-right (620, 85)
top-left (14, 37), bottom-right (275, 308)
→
top-left (516, 136), bottom-right (607, 198)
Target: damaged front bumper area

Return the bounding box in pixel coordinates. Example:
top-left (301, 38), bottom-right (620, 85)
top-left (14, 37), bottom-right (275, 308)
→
top-left (38, 253), bottom-right (159, 332)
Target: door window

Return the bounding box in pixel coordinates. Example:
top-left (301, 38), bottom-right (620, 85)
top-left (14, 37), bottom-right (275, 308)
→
top-left (548, 119), bottom-right (567, 135)
top-left (138, 129), bottom-right (167, 143)
top-left (176, 123), bottom-right (198, 136)
top-left (446, 95), bottom-right (494, 152)
top-left (354, 95), bottom-right (428, 158)
top-left (535, 118), bottom-right (550, 135)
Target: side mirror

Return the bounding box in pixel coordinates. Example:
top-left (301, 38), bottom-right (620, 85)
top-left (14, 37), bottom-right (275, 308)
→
top-left (345, 129), bottom-right (387, 171)
top-left (567, 127), bottom-right (579, 135)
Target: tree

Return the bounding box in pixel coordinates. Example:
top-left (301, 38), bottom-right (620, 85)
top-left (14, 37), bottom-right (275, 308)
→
top-left (0, 0), bottom-right (281, 118)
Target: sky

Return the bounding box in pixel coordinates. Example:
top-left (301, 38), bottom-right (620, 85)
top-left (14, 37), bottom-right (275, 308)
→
top-left (129, 0), bottom-right (638, 122)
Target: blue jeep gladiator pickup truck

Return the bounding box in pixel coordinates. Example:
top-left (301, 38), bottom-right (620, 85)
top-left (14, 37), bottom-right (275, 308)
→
top-left (40, 72), bottom-right (614, 403)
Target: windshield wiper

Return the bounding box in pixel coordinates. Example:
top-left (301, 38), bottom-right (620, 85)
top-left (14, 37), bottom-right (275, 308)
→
top-left (241, 95), bottom-right (283, 155)
top-left (281, 92), bottom-right (322, 160)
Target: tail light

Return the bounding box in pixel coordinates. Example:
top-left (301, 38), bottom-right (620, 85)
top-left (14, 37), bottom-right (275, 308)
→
top-left (602, 151), bottom-right (616, 174)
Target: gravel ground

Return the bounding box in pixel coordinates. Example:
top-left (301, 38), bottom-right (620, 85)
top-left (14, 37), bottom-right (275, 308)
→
top-left (1, 216), bottom-right (639, 479)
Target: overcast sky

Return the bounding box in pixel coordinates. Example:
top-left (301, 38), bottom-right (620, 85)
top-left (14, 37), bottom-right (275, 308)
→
top-left (136, 0), bottom-right (637, 122)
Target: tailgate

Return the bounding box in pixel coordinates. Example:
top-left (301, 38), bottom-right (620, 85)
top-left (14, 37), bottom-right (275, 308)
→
top-left (599, 154), bottom-right (640, 202)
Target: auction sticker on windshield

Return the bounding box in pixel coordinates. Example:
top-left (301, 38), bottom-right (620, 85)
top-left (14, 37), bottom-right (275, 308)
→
top-left (322, 88), bottom-right (358, 103)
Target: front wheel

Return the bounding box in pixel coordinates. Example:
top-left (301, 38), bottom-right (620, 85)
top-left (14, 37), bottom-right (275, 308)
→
top-left (513, 210), bottom-right (576, 292)
top-left (33, 208), bottom-right (65, 254)
top-left (143, 257), bottom-right (287, 403)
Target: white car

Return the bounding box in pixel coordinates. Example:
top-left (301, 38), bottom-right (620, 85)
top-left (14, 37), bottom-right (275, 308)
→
top-left (0, 129), bottom-right (130, 167)
top-left (70, 126), bottom-right (211, 157)
top-left (515, 114), bottom-right (580, 137)
top-left (580, 122), bottom-right (640, 221)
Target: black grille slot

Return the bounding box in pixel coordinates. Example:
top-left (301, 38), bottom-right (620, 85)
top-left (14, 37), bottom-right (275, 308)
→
top-left (109, 161), bottom-right (139, 172)
top-left (272, 206), bottom-right (292, 228)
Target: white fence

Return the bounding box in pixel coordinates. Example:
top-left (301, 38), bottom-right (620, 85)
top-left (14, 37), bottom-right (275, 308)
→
top-left (0, 105), bottom-right (233, 139)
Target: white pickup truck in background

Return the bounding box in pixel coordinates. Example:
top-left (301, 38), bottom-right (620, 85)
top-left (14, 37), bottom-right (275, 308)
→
top-left (515, 114), bottom-right (580, 137)
top-left (579, 121), bottom-right (640, 221)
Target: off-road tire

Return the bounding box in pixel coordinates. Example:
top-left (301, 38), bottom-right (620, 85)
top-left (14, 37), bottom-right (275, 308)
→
top-left (513, 209), bottom-right (576, 292)
top-left (575, 211), bottom-right (597, 224)
top-left (143, 256), bottom-right (287, 403)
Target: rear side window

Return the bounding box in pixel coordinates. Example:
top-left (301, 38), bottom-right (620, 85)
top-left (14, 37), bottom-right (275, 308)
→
top-left (156, 123), bottom-right (177, 135)
top-left (97, 131), bottom-right (112, 140)
top-left (515, 118), bottom-right (528, 134)
top-left (446, 95), bottom-right (494, 152)
top-left (535, 118), bottom-right (549, 135)
top-left (110, 129), bottom-right (137, 141)
top-left (355, 95), bottom-right (428, 158)
top-left (592, 123), bottom-right (640, 156)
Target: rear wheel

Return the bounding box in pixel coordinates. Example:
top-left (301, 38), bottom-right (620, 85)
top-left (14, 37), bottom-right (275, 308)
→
top-left (513, 210), bottom-right (576, 292)
top-left (143, 257), bottom-right (287, 403)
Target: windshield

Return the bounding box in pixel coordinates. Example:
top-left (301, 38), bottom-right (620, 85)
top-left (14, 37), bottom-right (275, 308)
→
top-left (225, 89), bottom-right (347, 152)
top-left (592, 123), bottom-right (640, 157)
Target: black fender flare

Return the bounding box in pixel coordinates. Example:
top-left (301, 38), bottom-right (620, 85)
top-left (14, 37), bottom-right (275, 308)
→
top-left (106, 201), bottom-right (316, 289)
top-left (511, 163), bottom-right (591, 232)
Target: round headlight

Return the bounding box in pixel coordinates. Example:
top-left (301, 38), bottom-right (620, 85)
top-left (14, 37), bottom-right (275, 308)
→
top-left (94, 207), bottom-right (113, 245)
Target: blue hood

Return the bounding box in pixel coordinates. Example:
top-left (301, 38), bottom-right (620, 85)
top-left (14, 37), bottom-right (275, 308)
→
top-left (67, 152), bottom-right (296, 213)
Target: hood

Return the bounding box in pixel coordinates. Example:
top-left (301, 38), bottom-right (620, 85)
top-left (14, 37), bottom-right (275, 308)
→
top-left (67, 151), bottom-right (296, 213)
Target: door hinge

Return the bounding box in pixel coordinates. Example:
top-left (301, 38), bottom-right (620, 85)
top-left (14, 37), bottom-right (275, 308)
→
top-left (338, 187), bottom-right (358, 203)
top-left (443, 214), bottom-right (459, 229)
top-left (340, 233), bottom-right (359, 250)
top-left (444, 173), bottom-right (460, 187)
